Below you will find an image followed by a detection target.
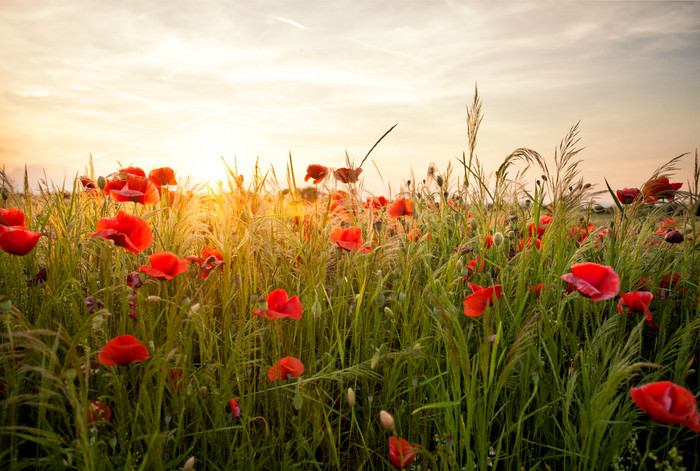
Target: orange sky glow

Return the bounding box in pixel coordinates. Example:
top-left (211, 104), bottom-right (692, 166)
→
top-left (1, 1), bottom-right (698, 203)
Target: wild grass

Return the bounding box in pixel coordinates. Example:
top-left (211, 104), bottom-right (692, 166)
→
top-left (0, 94), bottom-right (698, 470)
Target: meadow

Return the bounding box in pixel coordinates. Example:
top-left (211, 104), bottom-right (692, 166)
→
top-left (0, 96), bottom-right (698, 470)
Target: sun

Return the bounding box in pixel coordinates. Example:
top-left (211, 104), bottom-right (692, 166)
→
top-left (179, 130), bottom-right (245, 186)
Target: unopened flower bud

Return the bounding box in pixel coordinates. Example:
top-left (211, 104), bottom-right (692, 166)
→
top-left (379, 410), bottom-right (396, 432)
top-left (436, 175), bottom-right (444, 187)
top-left (199, 386), bottom-right (207, 398)
top-left (147, 295), bottom-right (161, 303)
top-left (182, 456), bottom-right (195, 471)
top-left (97, 176), bottom-right (106, 190)
top-left (347, 388), bottom-right (356, 407)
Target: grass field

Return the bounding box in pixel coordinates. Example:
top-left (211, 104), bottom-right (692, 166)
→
top-left (1, 97), bottom-right (698, 470)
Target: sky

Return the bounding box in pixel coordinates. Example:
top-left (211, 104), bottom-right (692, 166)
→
top-left (1, 0), bottom-right (698, 202)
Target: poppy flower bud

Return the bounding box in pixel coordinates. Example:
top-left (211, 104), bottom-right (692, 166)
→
top-left (1, 188), bottom-right (8, 200)
top-left (367, 392), bottom-right (374, 403)
top-left (379, 410), bottom-right (396, 432)
top-left (664, 230), bottom-right (683, 244)
top-left (97, 176), bottom-right (106, 190)
top-left (182, 456), bottom-right (195, 471)
top-left (493, 232), bottom-right (504, 247)
top-left (199, 386), bottom-right (207, 398)
top-left (541, 174), bottom-right (547, 181)
top-left (347, 387), bottom-right (356, 407)
top-left (436, 175), bottom-right (444, 187)
top-left (147, 295), bottom-right (161, 303)
top-left (384, 307), bottom-right (395, 319)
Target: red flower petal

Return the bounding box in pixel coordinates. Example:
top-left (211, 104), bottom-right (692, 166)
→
top-left (90, 211), bottom-right (152, 253)
top-left (255, 289), bottom-right (303, 319)
top-left (387, 198), bottom-right (414, 218)
top-left (0, 208), bottom-right (26, 227)
top-left (268, 356), bottom-right (305, 381)
top-left (630, 381), bottom-right (700, 432)
top-left (388, 436), bottom-right (418, 469)
top-left (98, 335), bottom-right (149, 366)
top-left (463, 285), bottom-right (502, 317)
top-left (561, 262), bottom-right (620, 301)
top-left (148, 167), bottom-right (177, 187)
top-left (140, 251), bottom-right (188, 280)
top-left (330, 226), bottom-right (371, 252)
top-left (304, 164), bottom-right (329, 184)
top-left (0, 225), bottom-right (41, 255)
top-left (334, 167), bottom-right (362, 184)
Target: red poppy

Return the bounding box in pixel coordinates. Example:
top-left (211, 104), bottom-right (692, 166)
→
top-left (560, 262), bottom-right (620, 301)
top-left (253, 288), bottom-right (302, 320)
top-left (642, 178), bottom-right (682, 203)
top-left (108, 167), bottom-right (160, 205)
top-left (463, 284), bottom-right (502, 317)
top-left (388, 436), bottom-right (418, 469)
top-left (463, 256), bottom-right (484, 279)
top-left (407, 226), bottom-right (427, 242)
top-left (186, 247), bottom-right (225, 278)
top-left (518, 237), bottom-right (541, 251)
top-left (539, 214), bottom-right (553, 225)
top-left (98, 335), bottom-right (149, 366)
top-left (330, 226), bottom-right (371, 252)
top-left (140, 251), bottom-right (188, 280)
top-left (617, 291), bottom-right (654, 323)
top-left (334, 167), bottom-right (362, 184)
top-left (304, 164), bottom-right (329, 184)
top-left (148, 167), bottom-right (177, 187)
top-left (329, 190), bottom-right (357, 222)
top-left (528, 223), bottom-right (545, 238)
top-left (659, 273), bottom-right (682, 291)
top-left (630, 381), bottom-right (700, 432)
top-left (268, 356), bottom-right (305, 381)
top-left (90, 211), bottom-right (152, 253)
top-left (229, 398), bottom-right (241, 417)
top-left (616, 188), bottom-right (640, 204)
top-left (27, 266), bottom-right (47, 286)
top-left (87, 400), bottom-right (112, 423)
top-left (529, 283), bottom-right (544, 298)
top-left (0, 208), bottom-right (26, 227)
top-left (364, 196), bottom-right (388, 210)
top-left (483, 235), bottom-right (493, 248)
top-left (569, 224), bottom-right (594, 243)
top-left (0, 225), bottom-right (41, 255)
top-left (387, 197), bottom-right (413, 218)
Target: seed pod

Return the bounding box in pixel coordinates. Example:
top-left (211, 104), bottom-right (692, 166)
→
top-left (493, 232), bottom-right (504, 247)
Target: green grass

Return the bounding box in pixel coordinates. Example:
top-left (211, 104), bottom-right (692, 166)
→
top-left (1, 97), bottom-right (698, 470)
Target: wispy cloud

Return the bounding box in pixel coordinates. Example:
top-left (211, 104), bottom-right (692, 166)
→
top-left (274, 16), bottom-right (309, 30)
